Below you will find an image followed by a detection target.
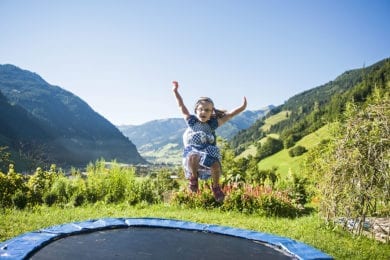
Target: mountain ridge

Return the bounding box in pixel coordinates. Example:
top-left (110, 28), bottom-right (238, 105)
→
top-left (0, 64), bottom-right (146, 171)
top-left (230, 57), bottom-right (390, 156)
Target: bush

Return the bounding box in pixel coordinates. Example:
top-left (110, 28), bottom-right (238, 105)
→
top-left (256, 137), bottom-right (284, 160)
top-left (12, 190), bottom-right (28, 210)
top-left (127, 178), bottom-right (160, 205)
top-left (49, 176), bottom-right (69, 205)
top-left (72, 193), bottom-right (85, 207)
top-left (171, 184), bottom-right (218, 209)
top-left (172, 183), bottom-right (303, 217)
top-left (288, 145), bottom-right (308, 157)
top-left (43, 192), bottom-right (58, 206)
top-left (305, 90), bottom-right (390, 233)
top-left (221, 185), bottom-right (301, 217)
top-left (257, 194), bottom-right (298, 218)
top-left (0, 165), bottom-right (26, 208)
top-left (27, 166), bottom-right (58, 205)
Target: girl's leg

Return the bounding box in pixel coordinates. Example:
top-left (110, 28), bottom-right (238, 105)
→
top-left (210, 161), bottom-right (224, 202)
top-left (210, 161), bottom-right (221, 187)
top-left (187, 154), bottom-right (200, 192)
top-left (188, 154), bottom-right (200, 179)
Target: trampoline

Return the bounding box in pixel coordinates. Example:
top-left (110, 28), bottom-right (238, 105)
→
top-left (0, 218), bottom-right (333, 260)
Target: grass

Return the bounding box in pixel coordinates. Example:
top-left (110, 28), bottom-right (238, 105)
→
top-left (1, 204), bottom-right (389, 259)
top-left (261, 111), bottom-right (290, 132)
top-left (237, 133), bottom-right (280, 159)
top-left (237, 124), bottom-right (331, 176)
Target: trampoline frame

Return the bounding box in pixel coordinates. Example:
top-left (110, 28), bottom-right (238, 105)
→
top-left (0, 217), bottom-right (332, 260)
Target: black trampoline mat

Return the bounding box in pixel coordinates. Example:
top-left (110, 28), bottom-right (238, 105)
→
top-left (30, 227), bottom-right (295, 260)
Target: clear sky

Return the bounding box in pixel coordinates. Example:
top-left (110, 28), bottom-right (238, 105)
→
top-left (1, 0), bottom-right (389, 125)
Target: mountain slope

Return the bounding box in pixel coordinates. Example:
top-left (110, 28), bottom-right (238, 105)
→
top-left (0, 64), bottom-right (146, 170)
top-left (231, 58), bottom-right (390, 152)
top-left (233, 57), bottom-right (390, 176)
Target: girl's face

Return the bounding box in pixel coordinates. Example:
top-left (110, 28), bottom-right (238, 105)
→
top-left (195, 101), bottom-right (213, 122)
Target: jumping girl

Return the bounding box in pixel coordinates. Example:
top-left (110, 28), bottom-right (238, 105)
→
top-left (172, 81), bottom-right (247, 202)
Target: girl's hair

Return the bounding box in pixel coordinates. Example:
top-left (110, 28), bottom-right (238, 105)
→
top-left (194, 97), bottom-right (227, 119)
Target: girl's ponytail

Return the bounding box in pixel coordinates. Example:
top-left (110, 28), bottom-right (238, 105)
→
top-left (213, 108), bottom-right (227, 119)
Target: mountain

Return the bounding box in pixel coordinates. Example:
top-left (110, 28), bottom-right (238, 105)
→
top-left (231, 57), bottom-right (390, 154)
top-left (118, 106), bottom-right (273, 164)
top-left (0, 64), bottom-right (146, 171)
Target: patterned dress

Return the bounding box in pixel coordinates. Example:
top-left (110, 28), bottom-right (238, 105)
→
top-left (182, 115), bottom-right (221, 180)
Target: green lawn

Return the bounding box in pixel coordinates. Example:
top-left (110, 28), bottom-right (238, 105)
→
top-left (1, 204), bottom-right (389, 259)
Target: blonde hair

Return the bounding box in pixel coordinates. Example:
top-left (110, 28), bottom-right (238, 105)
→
top-left (194, 97), bottom-right (227, 119)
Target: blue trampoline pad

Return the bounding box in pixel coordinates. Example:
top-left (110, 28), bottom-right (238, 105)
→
top-left (0, 218), bottom-right (333, 260)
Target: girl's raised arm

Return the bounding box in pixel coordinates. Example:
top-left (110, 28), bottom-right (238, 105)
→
top-left (172, 81), bottom-right (190, 119)
top-left (218, 97), bottom-right (247, 126)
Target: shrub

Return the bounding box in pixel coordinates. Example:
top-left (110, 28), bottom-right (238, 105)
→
top-left (172, 183), bottom-right (303, 217)
top-left (171, 184), bottom-right (218, 209)
top-left (12, 190), bottom-right (28, 210)
top-left (67, 175), bottom-right (87, 206)
top-left (257, 193), bottom-right (298, 218)
top-left (221, 184), bottom-right (300, 217)
top-left (49, 175), bottom-right (69, 205)
top-left (288, 145), bottom-right (308, 157)
top-left (27, 166), bottom-right (58, 205)
top-left (43, 192), bottom-right (58, 206)
top-left (0, 165), bottom-right (26, 208)
top-left (72, 193), bottom-right (85, 207)
top-left (256, 137), bottom-right (284, 160)
top-left (305, 89), bottom-right (390, 234)
top-left (127, 178), bottom-right (160, 205)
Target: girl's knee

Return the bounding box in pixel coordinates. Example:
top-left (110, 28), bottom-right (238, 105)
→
top-left (211, 161), bottom-right (221, 173)
top-left (188, 154), bottom-right (200, 166)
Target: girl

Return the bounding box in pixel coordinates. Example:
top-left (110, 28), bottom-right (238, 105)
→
top-left (172, 81), bottom-right (247, 202)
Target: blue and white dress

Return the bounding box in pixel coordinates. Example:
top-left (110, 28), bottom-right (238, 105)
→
top-left (182, 115), bottom-right (221, 180)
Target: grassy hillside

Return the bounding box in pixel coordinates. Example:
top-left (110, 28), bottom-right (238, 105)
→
top-left (261, 111), bottom-right (290, 132)
top-left (237, 133), bottom-right (279, 159)
top-left (142, 143), bottom-right (182, 164)
top-left (237, 108), bottom-right (332, 177)
top-left (231, 58), bottom-right (390, 157)
top-left (258, 124), bottom-right (331, 177)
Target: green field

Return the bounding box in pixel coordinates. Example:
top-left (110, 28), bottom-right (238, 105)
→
top-left (237, 133), bottom-right (280, 159)
top-left (237, 112), bottom-right (332, 177)
top-left (141, 143), bottom-right (182, 164)
top-left (261, 111), bottom-right (290, 132)
top-left (258, 124), bottom-right (331, 176)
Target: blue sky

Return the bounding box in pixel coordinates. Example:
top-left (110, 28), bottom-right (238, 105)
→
top-left (1, 0), bottom-right (389, 125)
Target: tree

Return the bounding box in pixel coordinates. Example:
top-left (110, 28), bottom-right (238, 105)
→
top-left (0, 146), bottom-right (13, 173)
top-left (256, 137), bottom-right (283, 160)
top-left (306, 87), bottom-right (389, 234)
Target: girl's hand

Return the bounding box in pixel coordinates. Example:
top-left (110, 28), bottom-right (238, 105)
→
top-left (172, 81), bottom-right (179, 91)
top-left (242, 96), bottom-right (247, 109)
